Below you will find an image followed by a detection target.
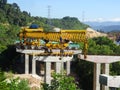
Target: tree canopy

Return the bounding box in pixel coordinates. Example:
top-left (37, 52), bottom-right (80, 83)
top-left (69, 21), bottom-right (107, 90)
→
top-left (88, 37), bottom-right (120, 55)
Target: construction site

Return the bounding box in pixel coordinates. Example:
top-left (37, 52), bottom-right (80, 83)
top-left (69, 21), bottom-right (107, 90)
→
top-left (16, 24), bottom-right (120, 90)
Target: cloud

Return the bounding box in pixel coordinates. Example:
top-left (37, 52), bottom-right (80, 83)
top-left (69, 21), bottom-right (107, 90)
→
top-left (85, 18), bottom-right (120, 22)
top-left (108, 18), bottom-right (120, 22)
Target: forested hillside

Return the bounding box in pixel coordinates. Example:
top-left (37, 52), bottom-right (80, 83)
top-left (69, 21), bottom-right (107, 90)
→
top-left (0, 0), bottom-right (89, 28)
top-left (0, 0), bottom-right (31, 26)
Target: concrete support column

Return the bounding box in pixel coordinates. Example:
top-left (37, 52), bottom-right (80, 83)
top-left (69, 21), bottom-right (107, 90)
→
top-left (25, 54), bottom-right (29, 74)
top-left (55, 62), bottom-right (61, 74)
top-left (101, 63), bottom-right (110, 90)
top-left (66, 61), bottom-right (70, 75)
top-left (93, 63), bottom-right (101, 90)
top-left (45, 62), bottom-right (51, 85)
top-left (102, 63), bottom-right (109, 75)
top-left (32, 55), bottom-right (36, 75)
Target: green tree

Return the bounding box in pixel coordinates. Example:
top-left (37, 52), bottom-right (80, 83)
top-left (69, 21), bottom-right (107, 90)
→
top-left (0, 0), bottom-right (7, 8)
top-left (110, 62), bottom-right (120, 75)
top-left (111, 45), bottom-right (120, 55)
top-left (88, 37), bottom-right (119, 55)
top-left (61, 16), bottom-right (88, 29)
top-left (72, 60), bottom-right (93, 90)
top-left (0, 24), bottom-right (19, 52)
top-left (42, 73), bottom-right (79, 90)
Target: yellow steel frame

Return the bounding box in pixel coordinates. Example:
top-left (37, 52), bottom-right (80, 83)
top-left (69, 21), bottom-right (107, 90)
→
top-left (19, 28), bottom-right (88, 58)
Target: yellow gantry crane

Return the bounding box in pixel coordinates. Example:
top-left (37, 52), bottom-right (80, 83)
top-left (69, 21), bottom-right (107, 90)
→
top-left (18, 25), bottom-right (88, 58)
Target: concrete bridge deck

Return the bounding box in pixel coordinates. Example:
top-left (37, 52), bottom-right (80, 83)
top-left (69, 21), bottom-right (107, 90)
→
top-left (16, 49), bottom-right (82, 54)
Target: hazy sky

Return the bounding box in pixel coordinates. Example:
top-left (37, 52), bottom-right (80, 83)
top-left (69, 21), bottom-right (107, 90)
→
top-left (8, 0), bottom-right (120, 22)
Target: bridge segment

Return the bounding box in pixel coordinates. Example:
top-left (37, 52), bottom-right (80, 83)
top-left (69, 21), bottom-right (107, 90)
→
top-left (17, 49), bottom-right (81, 84)
top-left (80, 55), bottom-right (120, 90)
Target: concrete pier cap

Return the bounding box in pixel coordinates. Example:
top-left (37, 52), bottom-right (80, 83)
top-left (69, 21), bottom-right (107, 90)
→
top-left (80, 55), bottom-right (120, 64)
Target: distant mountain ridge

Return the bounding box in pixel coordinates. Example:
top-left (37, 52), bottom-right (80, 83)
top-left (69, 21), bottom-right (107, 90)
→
top-left (85, 21), bottom-right (120, 32)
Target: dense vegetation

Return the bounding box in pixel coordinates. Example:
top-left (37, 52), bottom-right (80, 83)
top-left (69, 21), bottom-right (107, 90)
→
top-left (0, 24), bottom-right (20, 52)
top-left (0, 70), bottom-right (30, 90)
top-left (0, 0), bottom-right (120, 90)
top-left (42, 73), bottom-right (80, 90)
top-left (88, 37), bottom-right (120, 55)
top-left (0, 0), bottom-right (88, 28)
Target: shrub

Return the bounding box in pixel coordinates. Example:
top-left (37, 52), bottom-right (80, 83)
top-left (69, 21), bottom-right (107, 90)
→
top-left (41, 73), bottom-right (80, 90)
top-left (0, 70), bottom-right (30, 90)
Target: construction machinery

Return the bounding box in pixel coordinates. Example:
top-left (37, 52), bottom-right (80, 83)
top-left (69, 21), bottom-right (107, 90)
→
top-left (17, 24), bottom-right (88, 58)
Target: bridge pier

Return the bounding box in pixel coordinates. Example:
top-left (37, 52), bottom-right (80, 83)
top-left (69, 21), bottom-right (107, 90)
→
top-left (101, 63), bottom-right (109, 90)
top-left (32, 55), bottom-right (36, 75)
top-left (45, 62), bottom-right (51, 85)
top-left (55, 62), bottom-right (62, 73)
top-left (93, 63), bottom-right (101, 90)
top-left (80, 55), bottom-right (120, 90)
top-left (39, 56), bottom-right (72, 84)
top-left (66, 61), bottom-right (70, 75)
top-left (93, 63), bottom-right (110, 90)
top-left (22, 51), bottom-right (73, 85)
top-left (25, 54), bottom-right (29, 74)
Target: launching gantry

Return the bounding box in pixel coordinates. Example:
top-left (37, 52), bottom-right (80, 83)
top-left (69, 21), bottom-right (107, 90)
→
top-left (17, 24), bottom-right (88, 58)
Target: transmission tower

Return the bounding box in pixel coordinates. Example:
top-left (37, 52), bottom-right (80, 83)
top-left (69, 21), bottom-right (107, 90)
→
top-left (82, 11), bottom-right (85, 22)
top-left (48, 5), bottom-right (51, 26)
